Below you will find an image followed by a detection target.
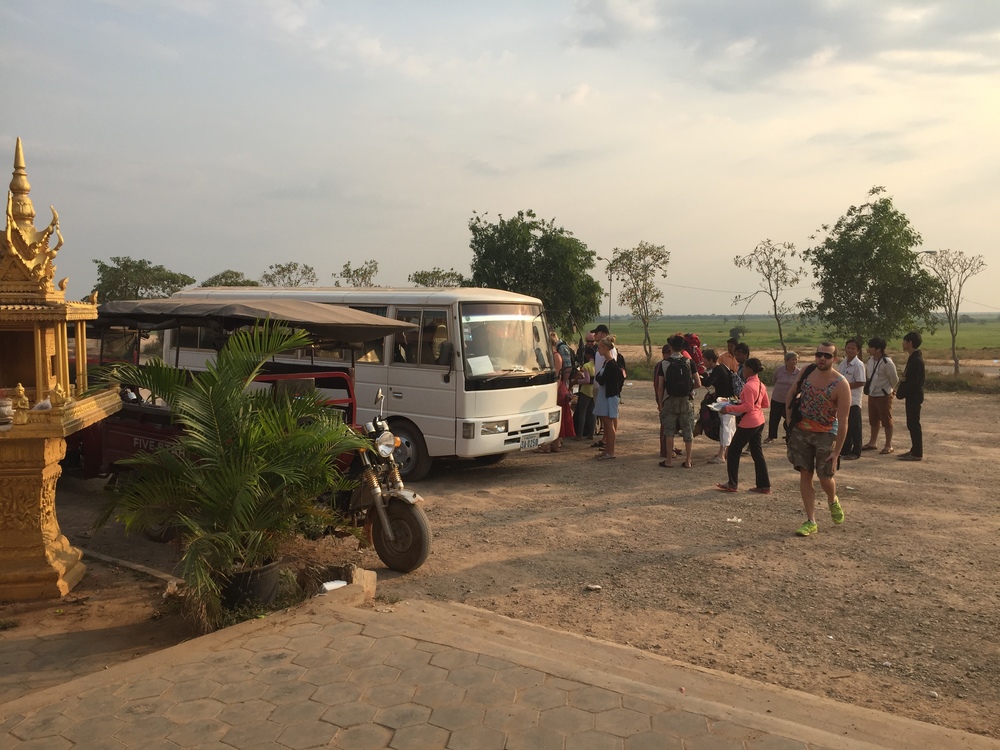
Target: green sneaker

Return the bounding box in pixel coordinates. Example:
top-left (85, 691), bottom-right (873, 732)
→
top-left (795, 520), bottom-right (818, 537)
top-left (830, 497), bottom-right (845, 525)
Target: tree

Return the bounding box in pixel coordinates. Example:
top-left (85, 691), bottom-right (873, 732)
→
top-left (468, 210), bottom-right (602, 335)
top-left (732, 240), bottom-right (803, 354)
top-left (606, 242), bottom-right (670, 363)
top-left (922, 249), bottom-right (987, 374)
top-left (200, 269), bottom-right (260, 287)
top-left (92, 256), bottom-right (194, 301)
top-left (408, 267), bottom-right (467, 287)
top-left (334, 260), bottom-right (379, 287)
top-left (801, 187), bottom-right (944, 342)
top-left (259, 262), bottom-right (317, 287)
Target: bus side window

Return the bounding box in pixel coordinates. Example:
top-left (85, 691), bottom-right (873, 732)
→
top-left (394, 310), bottom-right (421, 366)
top-left (420, 311), bottom-right (449, 366)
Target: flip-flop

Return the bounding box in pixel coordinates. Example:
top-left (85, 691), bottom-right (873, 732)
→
top-left (716, 483), bottom-right (738, 493)
top-left (707, 457), bottom-right (724, 465)
top-left (880, 448), bottom-right (894, 454)
top-left (682, 462), bottom-right (693, 469)
top-left (596, 453), bottom-right (616, 460)
top-left (659, 460), bottom-right (673, 468)
top-left (862, 445), bottom-right (877, 451)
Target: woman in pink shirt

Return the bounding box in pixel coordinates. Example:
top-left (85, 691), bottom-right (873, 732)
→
top-left (716, 358), bottom-right (771, 494)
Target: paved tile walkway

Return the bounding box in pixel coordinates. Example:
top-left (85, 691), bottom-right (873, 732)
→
top-left (1, 591), bottom-right (997, 749)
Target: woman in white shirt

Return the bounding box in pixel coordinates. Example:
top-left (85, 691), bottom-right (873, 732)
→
top-left (863, 337), bottom-right (899, 454)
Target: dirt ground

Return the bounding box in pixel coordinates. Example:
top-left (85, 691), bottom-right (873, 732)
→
top-left (3, 357), bottom-right (999, 739)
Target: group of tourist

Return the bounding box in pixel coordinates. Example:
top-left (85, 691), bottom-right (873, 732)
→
top-left (542, 325), bottom-right (928, 537)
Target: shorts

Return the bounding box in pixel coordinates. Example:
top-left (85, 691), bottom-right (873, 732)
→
top-left (660, 397), bottom-right (694, 442)
top-left (787, 426), bottom-right (836, 478)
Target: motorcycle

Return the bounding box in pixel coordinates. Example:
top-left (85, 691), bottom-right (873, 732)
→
top-left (333, 389), bottom-right (431, 573)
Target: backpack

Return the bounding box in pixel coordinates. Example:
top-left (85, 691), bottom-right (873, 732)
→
top-left (731, 367), bottom-right (745, 398)
top-left (662, 357), bottom-right (693, 398)
top-left (556, 340), bottom-right (573, 369)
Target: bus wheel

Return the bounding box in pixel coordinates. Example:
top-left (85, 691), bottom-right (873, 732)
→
top-left (390, 420), bottom-right (432, 481)
top-left (473, 453), bottom-right (506, 466)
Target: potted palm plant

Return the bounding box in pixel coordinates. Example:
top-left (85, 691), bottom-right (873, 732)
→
top-left (95, 323), bottom-right (367, 632)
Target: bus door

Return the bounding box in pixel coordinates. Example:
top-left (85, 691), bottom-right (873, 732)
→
top-left (388, 308), bottom-right (456, 454)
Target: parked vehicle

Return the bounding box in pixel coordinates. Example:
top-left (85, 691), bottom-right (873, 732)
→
top-left (166, 287), bottom-right (564, 479)
top-left (333, 389), bottom-right (430, 573)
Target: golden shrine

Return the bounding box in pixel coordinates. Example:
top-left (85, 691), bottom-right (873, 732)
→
top-left (0, 138), bottom-right (121, 601)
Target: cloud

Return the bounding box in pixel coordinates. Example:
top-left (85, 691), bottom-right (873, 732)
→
top-left (567, 0), bottom-right (1000, 87)
top-left (556, 83), bottom-right (597, 105)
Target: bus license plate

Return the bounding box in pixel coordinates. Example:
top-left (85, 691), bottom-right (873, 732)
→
top-left (520, 435), bottom-right (539, 451)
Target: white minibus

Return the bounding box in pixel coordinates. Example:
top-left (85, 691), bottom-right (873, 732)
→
top-left (167, 287), bottom-right (562, 479)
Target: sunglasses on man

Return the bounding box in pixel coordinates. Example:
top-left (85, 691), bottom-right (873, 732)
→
top-left (814, 351), bottom-right (834, 359)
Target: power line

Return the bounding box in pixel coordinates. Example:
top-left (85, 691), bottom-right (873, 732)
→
top-left (963, 298), bottom-right (1000, 312)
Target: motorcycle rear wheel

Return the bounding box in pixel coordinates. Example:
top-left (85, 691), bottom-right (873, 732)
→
top-left (372, 501), bottom-right (431, 573)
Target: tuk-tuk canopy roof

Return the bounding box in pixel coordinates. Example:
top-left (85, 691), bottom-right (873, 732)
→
top-left (97, 298), bottom-right (416, 344)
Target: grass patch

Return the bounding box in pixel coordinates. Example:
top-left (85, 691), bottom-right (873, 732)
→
top-left (0, 619), bottom-right (18, 631)
top-left (592, 315), bottom-right (1000, 361)
top-left (925, 371), bottom-right (1000, 394)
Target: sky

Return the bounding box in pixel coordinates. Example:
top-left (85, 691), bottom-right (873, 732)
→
top-left (2, 0), bottom-right (999, 316)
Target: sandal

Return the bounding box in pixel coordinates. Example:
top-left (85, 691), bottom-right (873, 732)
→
top-left (862, 445), bottom-right (877, 451)
top-left (707, 456), bottom-right (723, 464)
top-left (880, 447), bottom-right (894, 455)
top-left (682, 462), bottom-right (692, 469)
top-left (596, 453), bottom-right (616, 460)
top-left (716, 483), bottom-right (738, 493)
top-left (658, 460), bottom-right (673, 468)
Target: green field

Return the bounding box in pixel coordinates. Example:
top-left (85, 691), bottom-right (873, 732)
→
top-left (583, 314), bottom-right (1000, 361)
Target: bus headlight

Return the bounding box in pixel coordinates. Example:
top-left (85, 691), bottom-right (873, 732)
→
top-left (375, 432), bottom-right (397, 458)
top-left (481, 420), bottom-right (508, 435)
top-left (548, 410), bottom-right (561, 424)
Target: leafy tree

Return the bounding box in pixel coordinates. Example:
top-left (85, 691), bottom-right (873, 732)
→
top-left (606, 242), bottom-right (670, 363)
top-left (334, 260), bottom-right (379, 287)
top-left (732, 240), bottom-right (803, 354)
top-left (92, 256), bottom-right (194, 301)
top-left (200, 269), bottom-right (260, 287)
top-left (259, 262), bottom-right (317, 287)
top-left (922, 249), bottom-right (987, 374)
top-left (801, 187), bottom-right (944, 342)
top-left (408, 267), bottom-right (467, 287)
top-left (468, 210), bottom-right (602, 335)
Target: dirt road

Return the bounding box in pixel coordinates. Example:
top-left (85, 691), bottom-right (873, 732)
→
top-left (362, 386), bottom-right (1000, 738)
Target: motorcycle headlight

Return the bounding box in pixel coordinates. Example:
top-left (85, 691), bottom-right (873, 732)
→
top-left (376, 431), bottom-right (397, 458)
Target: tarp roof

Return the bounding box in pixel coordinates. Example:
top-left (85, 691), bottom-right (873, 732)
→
top-left (97, 298), bottom-right (415, 344)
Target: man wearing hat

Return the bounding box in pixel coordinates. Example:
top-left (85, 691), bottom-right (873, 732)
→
top-left (590, 324), bottom-right (612, 371)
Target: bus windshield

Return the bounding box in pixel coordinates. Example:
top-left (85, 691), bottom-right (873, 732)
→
top-left (460, 303), bottom-right (554, 379)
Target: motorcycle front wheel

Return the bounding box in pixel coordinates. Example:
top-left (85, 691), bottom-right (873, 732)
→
top-left (372, 501), bottom-right (431, 573)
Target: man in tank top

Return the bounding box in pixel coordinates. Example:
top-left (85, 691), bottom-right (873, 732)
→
top-left (785, 342), bottom-right (851, 537)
